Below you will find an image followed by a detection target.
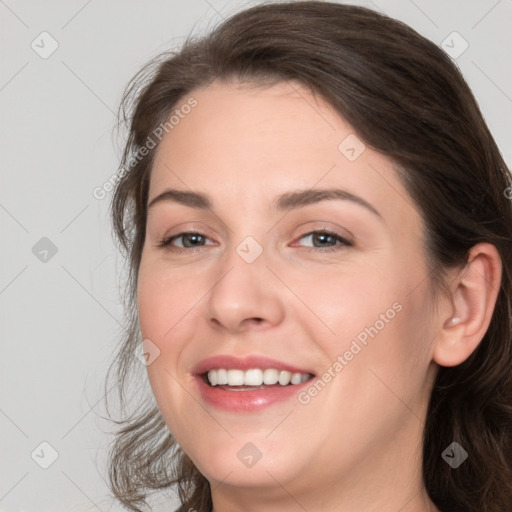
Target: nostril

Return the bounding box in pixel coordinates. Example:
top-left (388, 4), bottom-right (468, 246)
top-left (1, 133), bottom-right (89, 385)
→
top-left (240, 318), bottom-right (264, 328)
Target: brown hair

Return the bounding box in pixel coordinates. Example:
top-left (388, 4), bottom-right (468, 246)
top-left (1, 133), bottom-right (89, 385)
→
top-left (104, 2), bottom-right (512, 511)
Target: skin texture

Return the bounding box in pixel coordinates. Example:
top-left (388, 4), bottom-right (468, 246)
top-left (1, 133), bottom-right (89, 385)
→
top-left (137, 80), bottom-right (501, 512)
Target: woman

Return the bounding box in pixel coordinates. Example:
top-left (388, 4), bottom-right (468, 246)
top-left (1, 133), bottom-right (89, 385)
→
top-left (104, 2), bottom-right (512, 511)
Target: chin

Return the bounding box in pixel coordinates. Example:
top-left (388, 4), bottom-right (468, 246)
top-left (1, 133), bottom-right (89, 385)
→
top-left (183, 432), bottom-right (309, 490)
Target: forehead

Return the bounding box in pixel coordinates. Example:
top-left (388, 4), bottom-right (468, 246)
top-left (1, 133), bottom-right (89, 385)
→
top-left (152, 81), bottom-right (351, 186)
top-left (152, 79), bottom-right (355, 172)
top-left (148, 79), bottom-right (420, 232)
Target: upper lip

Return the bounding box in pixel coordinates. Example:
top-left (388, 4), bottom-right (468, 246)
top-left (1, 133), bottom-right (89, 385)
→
top-left (193, 355), bottom-right (315, 376)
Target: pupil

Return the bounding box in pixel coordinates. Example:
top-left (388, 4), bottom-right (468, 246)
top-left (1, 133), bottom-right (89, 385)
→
top-left (182, 233), bottom-right (335, 248)
top-left (315, 233), bottom-right (333, 246)
top-left (185, 234), bottom-right (203, 247)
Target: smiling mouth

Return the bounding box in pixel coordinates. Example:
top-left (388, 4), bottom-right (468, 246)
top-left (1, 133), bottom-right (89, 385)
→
top-left (202, 368), bottom-right (315, 388)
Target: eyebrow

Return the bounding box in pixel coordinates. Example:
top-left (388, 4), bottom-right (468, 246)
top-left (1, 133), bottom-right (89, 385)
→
top-left (147, 187), bottom-right (383, 220)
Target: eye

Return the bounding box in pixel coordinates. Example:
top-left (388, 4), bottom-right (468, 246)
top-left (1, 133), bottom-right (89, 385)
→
top-left (157, 229), bottom-right (352, 253)
top-left (157, 231), bottom-right (214, 251)
top-left (292, 230), bottom-right (352, 252)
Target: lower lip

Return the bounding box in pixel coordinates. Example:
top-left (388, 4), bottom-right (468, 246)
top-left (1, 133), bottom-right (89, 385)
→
top-left (194, 375), bottom-right (313, 412)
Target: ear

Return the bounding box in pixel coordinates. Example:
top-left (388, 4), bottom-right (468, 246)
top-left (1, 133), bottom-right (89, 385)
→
top-left (432, 243), bottom-right (502, 367)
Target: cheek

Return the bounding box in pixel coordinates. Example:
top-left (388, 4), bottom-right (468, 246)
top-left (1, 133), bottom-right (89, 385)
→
top-left (136, 262), bottom-right (202, 437)
top-left (136, 258), bottom-right (212, 400)
top-left (137, 258), bottom-right (196, 343)
top-left (309, 257), bottom-right (432, 374)
top-left (290, 262), bottom-right (401, 345)
top-left (137, 271), bottom-right (168, 340)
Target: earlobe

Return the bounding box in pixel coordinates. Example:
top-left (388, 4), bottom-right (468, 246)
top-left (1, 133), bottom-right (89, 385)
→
top-left (432, 243), bottom-right (502, 368)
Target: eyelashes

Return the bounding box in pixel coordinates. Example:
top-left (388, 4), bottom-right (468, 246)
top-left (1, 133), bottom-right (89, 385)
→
top-left (157, 229), bottom-right (353, 254)
top-left (157, 231), bottom-right (215, 251)
top-left (289, 230), bottom-right (353, 252)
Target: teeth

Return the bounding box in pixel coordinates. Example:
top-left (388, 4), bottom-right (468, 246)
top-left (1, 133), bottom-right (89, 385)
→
top-left (217, 369), bottom-right (228, 385)
top-left (278, 371), bottom-right (292, 385)
top-left (245, 369), bottom-right (263, 386)
top-left (206, 368), bottom-right (311, 387)
top-left (263, 368), bottom-right (279, 385)
top-left (227, 369), bottom-right (244, 386)
top-left (290, 372), bottom-right (302, 385)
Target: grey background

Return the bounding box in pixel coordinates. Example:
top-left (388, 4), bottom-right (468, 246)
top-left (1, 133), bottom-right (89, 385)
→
top-left (1, 1), bottom-right (510, 511)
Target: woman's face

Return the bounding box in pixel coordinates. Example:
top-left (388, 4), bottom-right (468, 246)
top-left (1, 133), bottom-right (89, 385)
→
top-left (137, 80), bottom-right (440, 507)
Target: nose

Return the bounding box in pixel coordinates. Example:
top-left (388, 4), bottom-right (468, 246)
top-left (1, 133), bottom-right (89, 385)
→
top-left (205, 245), bottom-right (286, 334)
